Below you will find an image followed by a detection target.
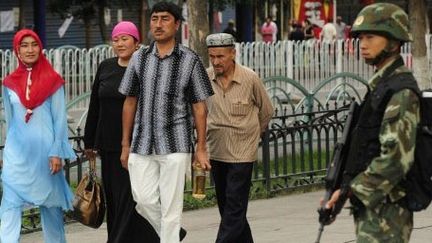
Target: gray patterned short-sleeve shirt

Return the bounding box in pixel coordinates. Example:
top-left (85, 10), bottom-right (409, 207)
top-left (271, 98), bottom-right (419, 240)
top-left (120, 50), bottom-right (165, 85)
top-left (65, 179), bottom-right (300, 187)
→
top-left (119, 42), bottom-right (214, 155)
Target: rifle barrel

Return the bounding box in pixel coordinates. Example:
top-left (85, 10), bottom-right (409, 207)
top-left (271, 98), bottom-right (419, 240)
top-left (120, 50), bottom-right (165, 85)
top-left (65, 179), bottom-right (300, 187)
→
top-left (315, 223), bottom-right (325, 243)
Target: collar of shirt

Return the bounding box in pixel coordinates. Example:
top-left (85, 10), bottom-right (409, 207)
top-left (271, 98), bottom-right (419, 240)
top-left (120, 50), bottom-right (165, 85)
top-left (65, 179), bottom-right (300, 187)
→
top-left (368, 55), bottom-right (399, 91)
top-left (145, 41), bottom-right (181, 59)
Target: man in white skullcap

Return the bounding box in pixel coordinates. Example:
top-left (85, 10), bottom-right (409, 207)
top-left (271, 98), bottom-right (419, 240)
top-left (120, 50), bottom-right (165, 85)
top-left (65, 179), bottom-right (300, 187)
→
top-left (205, 33), bottom-right (273, 243)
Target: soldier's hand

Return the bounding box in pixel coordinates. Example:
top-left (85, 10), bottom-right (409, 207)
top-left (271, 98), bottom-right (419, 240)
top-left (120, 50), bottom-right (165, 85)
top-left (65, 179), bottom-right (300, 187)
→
top-left (120, 146), bottom-right (130, 170)
top-left (322, 189), bottom-right (341, 210)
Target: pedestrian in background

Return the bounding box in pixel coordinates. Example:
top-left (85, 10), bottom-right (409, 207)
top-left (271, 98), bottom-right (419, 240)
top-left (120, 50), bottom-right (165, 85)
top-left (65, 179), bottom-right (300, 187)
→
top-left (206, 33), bottom-right (273, 243)
top-left (84, 21), bottom-right (159, 243)
top-left (324, 3), bottom-right (419, 242)
top-left (320, 19), bottom-right (337, 42)
top-left (223, 19), bottom-right (239, 42)
top-left (303, 19), bottom-right (314, 40)
top-left (289, 21), bottom-right (305, 42)
top-left (0, 29), bottom-right (75, 243)
top-left (335, 16), bottom-right (347, 39)
top-left (118, 2), bottom-right (214, 242)
top-left (261, 16), bottom-right (278, 43)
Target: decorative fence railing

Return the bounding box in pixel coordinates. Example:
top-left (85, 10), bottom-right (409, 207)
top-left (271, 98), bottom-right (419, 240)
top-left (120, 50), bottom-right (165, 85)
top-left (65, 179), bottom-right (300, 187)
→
top-left (263, 72), bottom-right (368, 113)
top-left (257, 73), bottom-right (367, 194)
top-left (236, 39), bottom-right (419, 91)
top-left (3, 37), bottom-right (432, 107)
top-left (259, 102), bottom-right (352, 194)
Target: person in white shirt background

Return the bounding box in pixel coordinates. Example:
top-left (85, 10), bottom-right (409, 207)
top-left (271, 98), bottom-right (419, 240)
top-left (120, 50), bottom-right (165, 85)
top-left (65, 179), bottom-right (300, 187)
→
top-left (335, 16), bottom-right (347, 39)
top-left (320, 19), bottom-right (337, 42)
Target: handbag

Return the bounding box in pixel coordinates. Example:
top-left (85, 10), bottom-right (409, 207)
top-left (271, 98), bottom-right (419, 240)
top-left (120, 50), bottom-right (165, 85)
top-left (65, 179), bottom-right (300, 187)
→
top-left (72, 156), bottom-right (105, 228)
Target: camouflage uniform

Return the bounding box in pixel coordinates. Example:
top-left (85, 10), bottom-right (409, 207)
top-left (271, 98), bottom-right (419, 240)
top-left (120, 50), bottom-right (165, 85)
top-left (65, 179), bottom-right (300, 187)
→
top-left (350, 59), bottom-right (420, 243)
top-left (349, 3), bottom-right (420, 243)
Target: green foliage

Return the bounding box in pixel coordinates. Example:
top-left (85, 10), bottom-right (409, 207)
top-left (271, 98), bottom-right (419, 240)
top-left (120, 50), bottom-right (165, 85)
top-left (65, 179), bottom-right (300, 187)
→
top-left (277, 149), bottom-right (329, 173)
top-left (183, 181), bottom-right (269, 211)
top-left (183, 190), bottom-right (218, 210)
top-left (249, 181), bottom-right (268, 199)
top-left (69, 181), bottom-right (78, 193)
top-left (22, 208), bottom-right (41, 232)
top-left (183, 178), bottom-right (217, 210)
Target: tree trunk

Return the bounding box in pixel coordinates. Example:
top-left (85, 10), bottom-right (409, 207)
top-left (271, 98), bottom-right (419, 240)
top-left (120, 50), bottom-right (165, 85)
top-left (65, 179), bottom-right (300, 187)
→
top-left (97, 0), bottom-right (108, 44)
top-left (139, 0), bottom-right (150, 44)
top-left (187, 0), bottom-right (209, 67)
top-left (18, 0), bottom-right (25, 29)
top-left (85, 20), bottom-right (92, 49)
top-left (409, 0), bottom-right (431, 89)
top-left (175, 1), bottom-right (182, 42)
top-left (208, 1), bottom-right (214, 33)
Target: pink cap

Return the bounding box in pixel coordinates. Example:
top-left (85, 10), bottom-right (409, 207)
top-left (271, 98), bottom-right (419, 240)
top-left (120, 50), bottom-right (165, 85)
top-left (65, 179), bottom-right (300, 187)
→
top-left (112, 21), bottom-right (140, 42)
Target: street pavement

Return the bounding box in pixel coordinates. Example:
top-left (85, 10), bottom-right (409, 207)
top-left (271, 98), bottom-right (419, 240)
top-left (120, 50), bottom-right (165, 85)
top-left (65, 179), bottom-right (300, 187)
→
top-left (21, 190), bottom-right (432, 243)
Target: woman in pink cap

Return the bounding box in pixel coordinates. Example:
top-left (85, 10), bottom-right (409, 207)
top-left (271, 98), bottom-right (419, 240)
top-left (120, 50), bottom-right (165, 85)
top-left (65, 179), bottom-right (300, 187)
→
top-left (84, 21), bottom-right (159, 242)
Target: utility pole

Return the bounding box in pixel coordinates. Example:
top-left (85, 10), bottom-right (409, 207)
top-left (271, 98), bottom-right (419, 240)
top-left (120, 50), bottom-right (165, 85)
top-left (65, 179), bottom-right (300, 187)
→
top-left (33, 0), bottom-right (46, 47)
top-left (333, 0), bottom-right (337, 24)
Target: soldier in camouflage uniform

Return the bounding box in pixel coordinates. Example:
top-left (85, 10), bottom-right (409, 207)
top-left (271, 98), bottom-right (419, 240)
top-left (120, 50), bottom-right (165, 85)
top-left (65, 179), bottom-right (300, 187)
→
top-left (325, 3), bottom-right (420, 243)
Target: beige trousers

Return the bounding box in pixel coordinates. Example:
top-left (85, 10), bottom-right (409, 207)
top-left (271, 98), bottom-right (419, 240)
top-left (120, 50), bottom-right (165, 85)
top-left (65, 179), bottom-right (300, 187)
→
top-left (128, 152), bottom-right (190, 243)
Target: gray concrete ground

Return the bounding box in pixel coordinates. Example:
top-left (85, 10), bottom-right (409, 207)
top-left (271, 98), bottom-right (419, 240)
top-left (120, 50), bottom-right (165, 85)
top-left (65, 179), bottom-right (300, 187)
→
top-left (21, 190), bottom-right (432, 243)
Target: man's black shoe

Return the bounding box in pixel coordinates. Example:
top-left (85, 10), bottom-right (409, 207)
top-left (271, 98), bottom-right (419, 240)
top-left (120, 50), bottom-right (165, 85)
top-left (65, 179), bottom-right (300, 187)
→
top-left (180, 227), bottom-right (187, 241)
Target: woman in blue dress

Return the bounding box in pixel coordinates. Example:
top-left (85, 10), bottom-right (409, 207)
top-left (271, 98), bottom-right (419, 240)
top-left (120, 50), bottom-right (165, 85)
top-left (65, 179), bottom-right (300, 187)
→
top-left (0, 29), bottom-right (75, 243)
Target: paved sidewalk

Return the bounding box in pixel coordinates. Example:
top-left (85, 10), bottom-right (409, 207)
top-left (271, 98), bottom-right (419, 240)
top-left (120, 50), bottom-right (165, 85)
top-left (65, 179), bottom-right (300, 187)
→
top-left (21, 190), bottom-right (432, 243)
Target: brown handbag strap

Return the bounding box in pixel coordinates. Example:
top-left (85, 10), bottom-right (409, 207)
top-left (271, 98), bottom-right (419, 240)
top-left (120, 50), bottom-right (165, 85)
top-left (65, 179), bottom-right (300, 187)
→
top-left (89, 157), bottom-right (97, 178)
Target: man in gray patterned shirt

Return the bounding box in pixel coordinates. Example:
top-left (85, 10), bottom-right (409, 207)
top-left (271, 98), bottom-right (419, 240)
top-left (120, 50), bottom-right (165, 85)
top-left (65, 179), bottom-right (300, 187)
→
top-left (118, 2), bottom-right (213, 243)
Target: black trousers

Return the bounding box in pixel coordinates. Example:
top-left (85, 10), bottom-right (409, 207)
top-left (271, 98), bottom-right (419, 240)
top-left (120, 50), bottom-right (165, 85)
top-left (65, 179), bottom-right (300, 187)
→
top-left (210, 160), bottom-right (254, 243)
top-left (100, 151), bottom-right (159, 243)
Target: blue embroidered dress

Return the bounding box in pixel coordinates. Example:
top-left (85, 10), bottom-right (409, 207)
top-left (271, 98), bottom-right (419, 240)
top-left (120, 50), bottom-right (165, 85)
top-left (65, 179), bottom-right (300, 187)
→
top-left (0, 86), bottom-right (75, 215)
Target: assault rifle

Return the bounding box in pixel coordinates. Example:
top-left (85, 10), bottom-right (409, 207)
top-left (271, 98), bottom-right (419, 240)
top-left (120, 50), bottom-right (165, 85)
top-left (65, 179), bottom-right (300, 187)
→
top-left (315, 101), bottom-right (359, 243)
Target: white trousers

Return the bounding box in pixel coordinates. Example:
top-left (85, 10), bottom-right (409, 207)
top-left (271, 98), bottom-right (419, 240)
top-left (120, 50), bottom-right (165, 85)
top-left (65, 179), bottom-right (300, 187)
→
top-left (128, 152), bottom-right (190, 243)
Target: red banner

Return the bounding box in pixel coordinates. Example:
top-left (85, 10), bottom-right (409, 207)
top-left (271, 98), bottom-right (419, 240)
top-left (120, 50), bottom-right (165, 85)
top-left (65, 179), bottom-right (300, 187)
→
top-left (359, 0), bottom-right (375, 5)
top-left (293, 0), bottom-right (334, 27)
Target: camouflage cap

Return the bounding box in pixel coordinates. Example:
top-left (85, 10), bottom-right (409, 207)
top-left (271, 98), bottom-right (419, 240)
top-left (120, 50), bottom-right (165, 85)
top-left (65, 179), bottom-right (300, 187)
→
top-left (206, 33), bottom-right (235, 48)
top-left (351, 3), bottom-right (412, 42)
